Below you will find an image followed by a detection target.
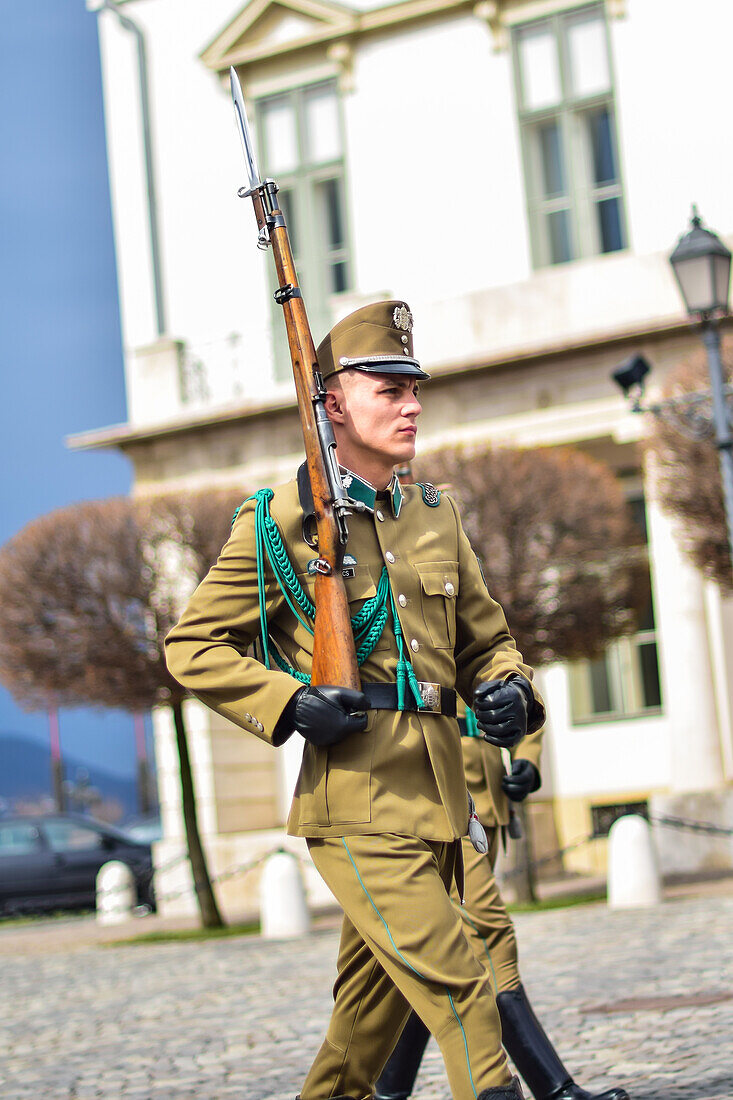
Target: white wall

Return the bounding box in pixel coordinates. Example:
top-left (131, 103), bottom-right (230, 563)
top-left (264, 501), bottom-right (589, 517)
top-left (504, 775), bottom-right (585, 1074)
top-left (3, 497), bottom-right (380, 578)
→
top-left (97, 0), bottom-right (274, 410)
top-left (542, 661), bottom-right (670, 797)
top-left (612, 0), bottom-right (733, 257)
top-left (96, 0), bottom-right (733, 415)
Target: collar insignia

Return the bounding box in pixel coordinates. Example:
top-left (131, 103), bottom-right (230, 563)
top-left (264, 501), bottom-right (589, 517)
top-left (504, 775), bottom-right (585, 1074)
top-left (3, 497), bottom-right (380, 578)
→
top-left (340, 467), bottom-right (404, 519)
top-left (389, 474), bottom-right (404, 518)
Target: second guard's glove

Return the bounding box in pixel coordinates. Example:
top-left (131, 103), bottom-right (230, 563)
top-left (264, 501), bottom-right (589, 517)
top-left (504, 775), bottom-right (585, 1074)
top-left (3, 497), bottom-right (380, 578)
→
top-left (282, 684), bottom-right (369, 747)
top-left (473, 677), bottom-right (532, 748)
top-left (501, 759), bottom-right (541, 802)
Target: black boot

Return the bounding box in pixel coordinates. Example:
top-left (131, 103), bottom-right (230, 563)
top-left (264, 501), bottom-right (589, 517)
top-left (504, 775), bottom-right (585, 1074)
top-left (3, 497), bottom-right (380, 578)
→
top-left (496, 986), bottom-right (629, 1100)
top-left (374, 1012), bottom-right (431, 1100)
top-left (478, 1077), bottom-right (525, 1099)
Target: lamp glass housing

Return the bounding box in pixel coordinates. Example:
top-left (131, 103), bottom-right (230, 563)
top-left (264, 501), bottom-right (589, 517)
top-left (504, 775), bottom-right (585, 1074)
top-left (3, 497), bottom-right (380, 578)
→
top-left (670, 213), bottom-right (732, 316)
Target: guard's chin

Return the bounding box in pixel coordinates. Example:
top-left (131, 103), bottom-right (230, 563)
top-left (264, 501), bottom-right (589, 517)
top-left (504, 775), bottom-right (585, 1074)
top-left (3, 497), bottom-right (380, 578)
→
top-left (395, 435), bottom-right (417, 461)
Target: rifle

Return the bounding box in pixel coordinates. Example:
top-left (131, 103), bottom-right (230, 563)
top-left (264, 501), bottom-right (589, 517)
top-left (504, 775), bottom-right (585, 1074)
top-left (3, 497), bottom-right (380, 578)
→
top-left (229, 67), bottom-right (360, 691)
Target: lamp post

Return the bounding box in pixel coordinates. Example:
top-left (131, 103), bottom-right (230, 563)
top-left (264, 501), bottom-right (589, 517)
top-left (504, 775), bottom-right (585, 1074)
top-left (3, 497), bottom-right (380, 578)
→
top-left (670, 207), bottom-right (733, 564)
top-left (612, 208), bottom-right (733, 570)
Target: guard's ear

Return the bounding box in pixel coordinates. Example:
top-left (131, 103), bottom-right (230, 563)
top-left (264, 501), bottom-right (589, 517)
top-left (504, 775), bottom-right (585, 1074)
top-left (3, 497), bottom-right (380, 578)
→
top-left (324, 380), bottom-right (347, 423)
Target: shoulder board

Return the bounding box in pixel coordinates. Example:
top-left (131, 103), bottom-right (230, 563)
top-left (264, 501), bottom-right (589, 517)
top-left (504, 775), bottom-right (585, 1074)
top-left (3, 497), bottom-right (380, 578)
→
top-left (231, 489), bottom-right (272, 530)
top-left (417, 482), bottom-right (441, 507)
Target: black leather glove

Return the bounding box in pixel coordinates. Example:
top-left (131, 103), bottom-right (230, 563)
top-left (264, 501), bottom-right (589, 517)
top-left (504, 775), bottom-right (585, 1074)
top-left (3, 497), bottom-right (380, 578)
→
top-left (473, 677), bottom-right (531, 748)
top-left (280, 684), bottom-right (369, 747)
top-left (501, 758), bottom-right (541, 802)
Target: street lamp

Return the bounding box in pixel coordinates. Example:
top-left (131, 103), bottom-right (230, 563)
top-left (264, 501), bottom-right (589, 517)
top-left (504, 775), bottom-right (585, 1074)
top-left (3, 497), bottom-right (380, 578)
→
top-left (670, 207), bottom-right (733, 564)
top-left (669, 206), bottom-right (731, 316)
top-left (612, 208), bottom-right (733, 569)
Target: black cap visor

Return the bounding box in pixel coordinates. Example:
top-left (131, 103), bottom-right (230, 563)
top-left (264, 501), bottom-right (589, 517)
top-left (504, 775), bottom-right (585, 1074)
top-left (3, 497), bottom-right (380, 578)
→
top-left (339, 355), bottom-right (430, 380)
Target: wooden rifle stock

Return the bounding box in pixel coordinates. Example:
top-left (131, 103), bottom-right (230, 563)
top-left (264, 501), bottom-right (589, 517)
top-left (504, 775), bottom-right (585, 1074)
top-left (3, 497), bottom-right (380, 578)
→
top-left (248, 184), bottom-right (360, 690)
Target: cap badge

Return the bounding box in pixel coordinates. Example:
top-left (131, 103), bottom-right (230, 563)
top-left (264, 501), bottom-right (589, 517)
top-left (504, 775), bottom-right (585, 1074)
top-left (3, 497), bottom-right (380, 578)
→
top-left (393, 305), bottom-right (413, 333)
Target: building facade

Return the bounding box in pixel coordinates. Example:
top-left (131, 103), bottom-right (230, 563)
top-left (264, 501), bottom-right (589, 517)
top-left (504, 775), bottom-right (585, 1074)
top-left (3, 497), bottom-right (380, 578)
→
top-left (79, 0), bottom-right (733, 913)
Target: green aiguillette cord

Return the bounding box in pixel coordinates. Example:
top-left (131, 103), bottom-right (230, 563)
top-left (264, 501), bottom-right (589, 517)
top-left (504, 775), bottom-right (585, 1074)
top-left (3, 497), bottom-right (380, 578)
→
top-left (464, 707), bottom-right (481, 738)
top-left (237, 489), bottom-right (425, 709)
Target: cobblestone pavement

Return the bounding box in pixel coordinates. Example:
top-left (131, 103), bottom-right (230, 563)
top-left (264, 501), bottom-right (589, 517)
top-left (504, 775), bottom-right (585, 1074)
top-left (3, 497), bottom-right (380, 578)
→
top-left (1, 893), bottom-right (731, 1100)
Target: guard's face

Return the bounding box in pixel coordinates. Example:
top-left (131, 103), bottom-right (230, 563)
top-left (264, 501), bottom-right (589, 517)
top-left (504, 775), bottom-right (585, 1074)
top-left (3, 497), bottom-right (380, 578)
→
top-left (327, 370), bottom-right (422, 469)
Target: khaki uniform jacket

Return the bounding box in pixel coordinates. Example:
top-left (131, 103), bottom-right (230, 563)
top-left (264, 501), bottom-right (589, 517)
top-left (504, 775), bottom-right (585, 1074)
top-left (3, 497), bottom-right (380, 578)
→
top-left (461, 731), bottom-right (544, 827)
top-left (165, 479), bottom-right (544, 841)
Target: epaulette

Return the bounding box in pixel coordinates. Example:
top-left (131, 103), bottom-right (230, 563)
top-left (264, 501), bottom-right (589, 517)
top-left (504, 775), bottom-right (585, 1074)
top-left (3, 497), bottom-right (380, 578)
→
top-left (417, 482), bottom-right (441, 507)
top-left (231, 494), bottom-right (258, 530)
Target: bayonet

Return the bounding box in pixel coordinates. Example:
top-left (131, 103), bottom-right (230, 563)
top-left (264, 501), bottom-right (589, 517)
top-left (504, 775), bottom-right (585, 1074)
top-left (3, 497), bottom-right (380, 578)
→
top-left (230, 67), bottom-right (261, 194)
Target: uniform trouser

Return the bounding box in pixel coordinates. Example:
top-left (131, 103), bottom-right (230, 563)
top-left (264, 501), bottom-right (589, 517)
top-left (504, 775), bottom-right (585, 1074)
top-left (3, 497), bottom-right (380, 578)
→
top-left (451, 829), bottom-right (521, 996)
top-left (300, 833), bottom-right (512, 1100)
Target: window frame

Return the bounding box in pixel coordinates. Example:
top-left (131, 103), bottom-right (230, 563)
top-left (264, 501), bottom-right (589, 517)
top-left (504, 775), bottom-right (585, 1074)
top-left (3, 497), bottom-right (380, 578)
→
top-left (567, 484), bottom-right (663, 725)
top-left (255, 80), bottom-right (353, 381)
top-left (512, 2), bottom-right (628, 268)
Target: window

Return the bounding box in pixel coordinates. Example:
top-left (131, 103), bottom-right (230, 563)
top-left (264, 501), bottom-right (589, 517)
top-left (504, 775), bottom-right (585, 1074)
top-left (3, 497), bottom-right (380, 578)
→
top-left (0, 823), bottom-right (42, 856)
top-left (568, 490), bottom-right (662, 723)
top-left (256, 82), bottom-right (351, 379)
top-left (44, 821), bottom-right (105, 853)
top-left (513, 4), bottom-right (627, 267)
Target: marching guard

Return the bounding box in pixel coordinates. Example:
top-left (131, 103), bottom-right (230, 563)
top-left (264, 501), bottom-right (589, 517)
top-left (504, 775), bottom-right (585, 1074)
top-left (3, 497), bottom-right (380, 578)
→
top-left (166, 301), bottom-right (546, 1100)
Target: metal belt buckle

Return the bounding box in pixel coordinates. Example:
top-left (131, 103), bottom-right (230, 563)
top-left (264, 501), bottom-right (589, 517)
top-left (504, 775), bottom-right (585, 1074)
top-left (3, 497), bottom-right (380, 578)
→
top-left (418, 681), bottom-right (441, 713)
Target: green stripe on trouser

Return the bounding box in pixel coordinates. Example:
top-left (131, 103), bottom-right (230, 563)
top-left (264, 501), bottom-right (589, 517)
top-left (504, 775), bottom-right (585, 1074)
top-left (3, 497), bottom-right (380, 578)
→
top-left (300, 833), bottom-right (511, 1100)
top-left (453, 832), bottom-right (522, 996)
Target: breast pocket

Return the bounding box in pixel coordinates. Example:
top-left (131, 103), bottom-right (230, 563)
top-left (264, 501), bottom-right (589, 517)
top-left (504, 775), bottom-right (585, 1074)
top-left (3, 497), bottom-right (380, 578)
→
top-left (415, 561), bottom-right (460, 649)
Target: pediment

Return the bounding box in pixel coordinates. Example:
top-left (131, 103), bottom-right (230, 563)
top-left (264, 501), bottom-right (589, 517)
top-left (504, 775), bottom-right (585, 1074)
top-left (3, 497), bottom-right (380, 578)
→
top-left (201, 0), bottom-right (358, 71)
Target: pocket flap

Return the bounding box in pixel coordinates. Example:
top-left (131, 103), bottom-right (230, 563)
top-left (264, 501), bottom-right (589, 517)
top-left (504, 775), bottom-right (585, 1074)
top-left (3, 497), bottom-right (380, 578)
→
top-left (299, 565), bottom-right (377, 600)
top-left (415, 561), bottom-right (460, 598)
top-left (344, 564), bottom-right (378, 602)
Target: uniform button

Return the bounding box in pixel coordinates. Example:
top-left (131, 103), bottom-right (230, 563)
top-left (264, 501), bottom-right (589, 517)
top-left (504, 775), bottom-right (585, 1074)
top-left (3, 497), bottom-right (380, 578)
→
top-left (385, 551), bottom-right (395, 563)
top-left (444, 581), bottom-right (455, 596)
top-left (376, 509), bottom-right (385, 522)
top-left (398, 593), bottom-right (407, 607)
top-left (403, 347), bottom-right (410, 354)
top-left (410, 638), bottom-right (419, 653)
top-left (401, 334), bottom-right (408, 344)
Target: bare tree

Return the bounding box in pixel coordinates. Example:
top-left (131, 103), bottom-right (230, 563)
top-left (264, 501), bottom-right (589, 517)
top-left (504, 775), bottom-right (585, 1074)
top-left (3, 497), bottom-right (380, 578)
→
top-left (414, 443), bottom-right (649, 902)
top-left (0, 487), bottom-right (245, 927)
top-left (415, 443), bottom-right (648, 667)
top-left (646, 341), bottom-right (733, 590)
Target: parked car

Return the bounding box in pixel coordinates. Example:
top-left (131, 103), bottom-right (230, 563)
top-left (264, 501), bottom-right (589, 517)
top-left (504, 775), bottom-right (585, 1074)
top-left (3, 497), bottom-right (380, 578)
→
top-left (123, 815), bottom-right (163, 845)
top-left (0, 813), bottom-right (155, 916)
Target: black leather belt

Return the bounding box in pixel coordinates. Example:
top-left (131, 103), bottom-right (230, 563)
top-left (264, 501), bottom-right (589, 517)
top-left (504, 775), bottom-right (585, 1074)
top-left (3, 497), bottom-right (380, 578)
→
top-left (457, 717), bottom-right (468, 736)
top-left (362, 682), bottom-right (456, 717)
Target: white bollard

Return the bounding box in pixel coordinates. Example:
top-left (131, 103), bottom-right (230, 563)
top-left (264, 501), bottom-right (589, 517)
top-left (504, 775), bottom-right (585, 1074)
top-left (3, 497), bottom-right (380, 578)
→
top-left (96, 860), bottom-right (136, 925)
top-left (607, 814), bottom-right (662, 909)
top-left (259, 850), bottom-right (311, 939)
